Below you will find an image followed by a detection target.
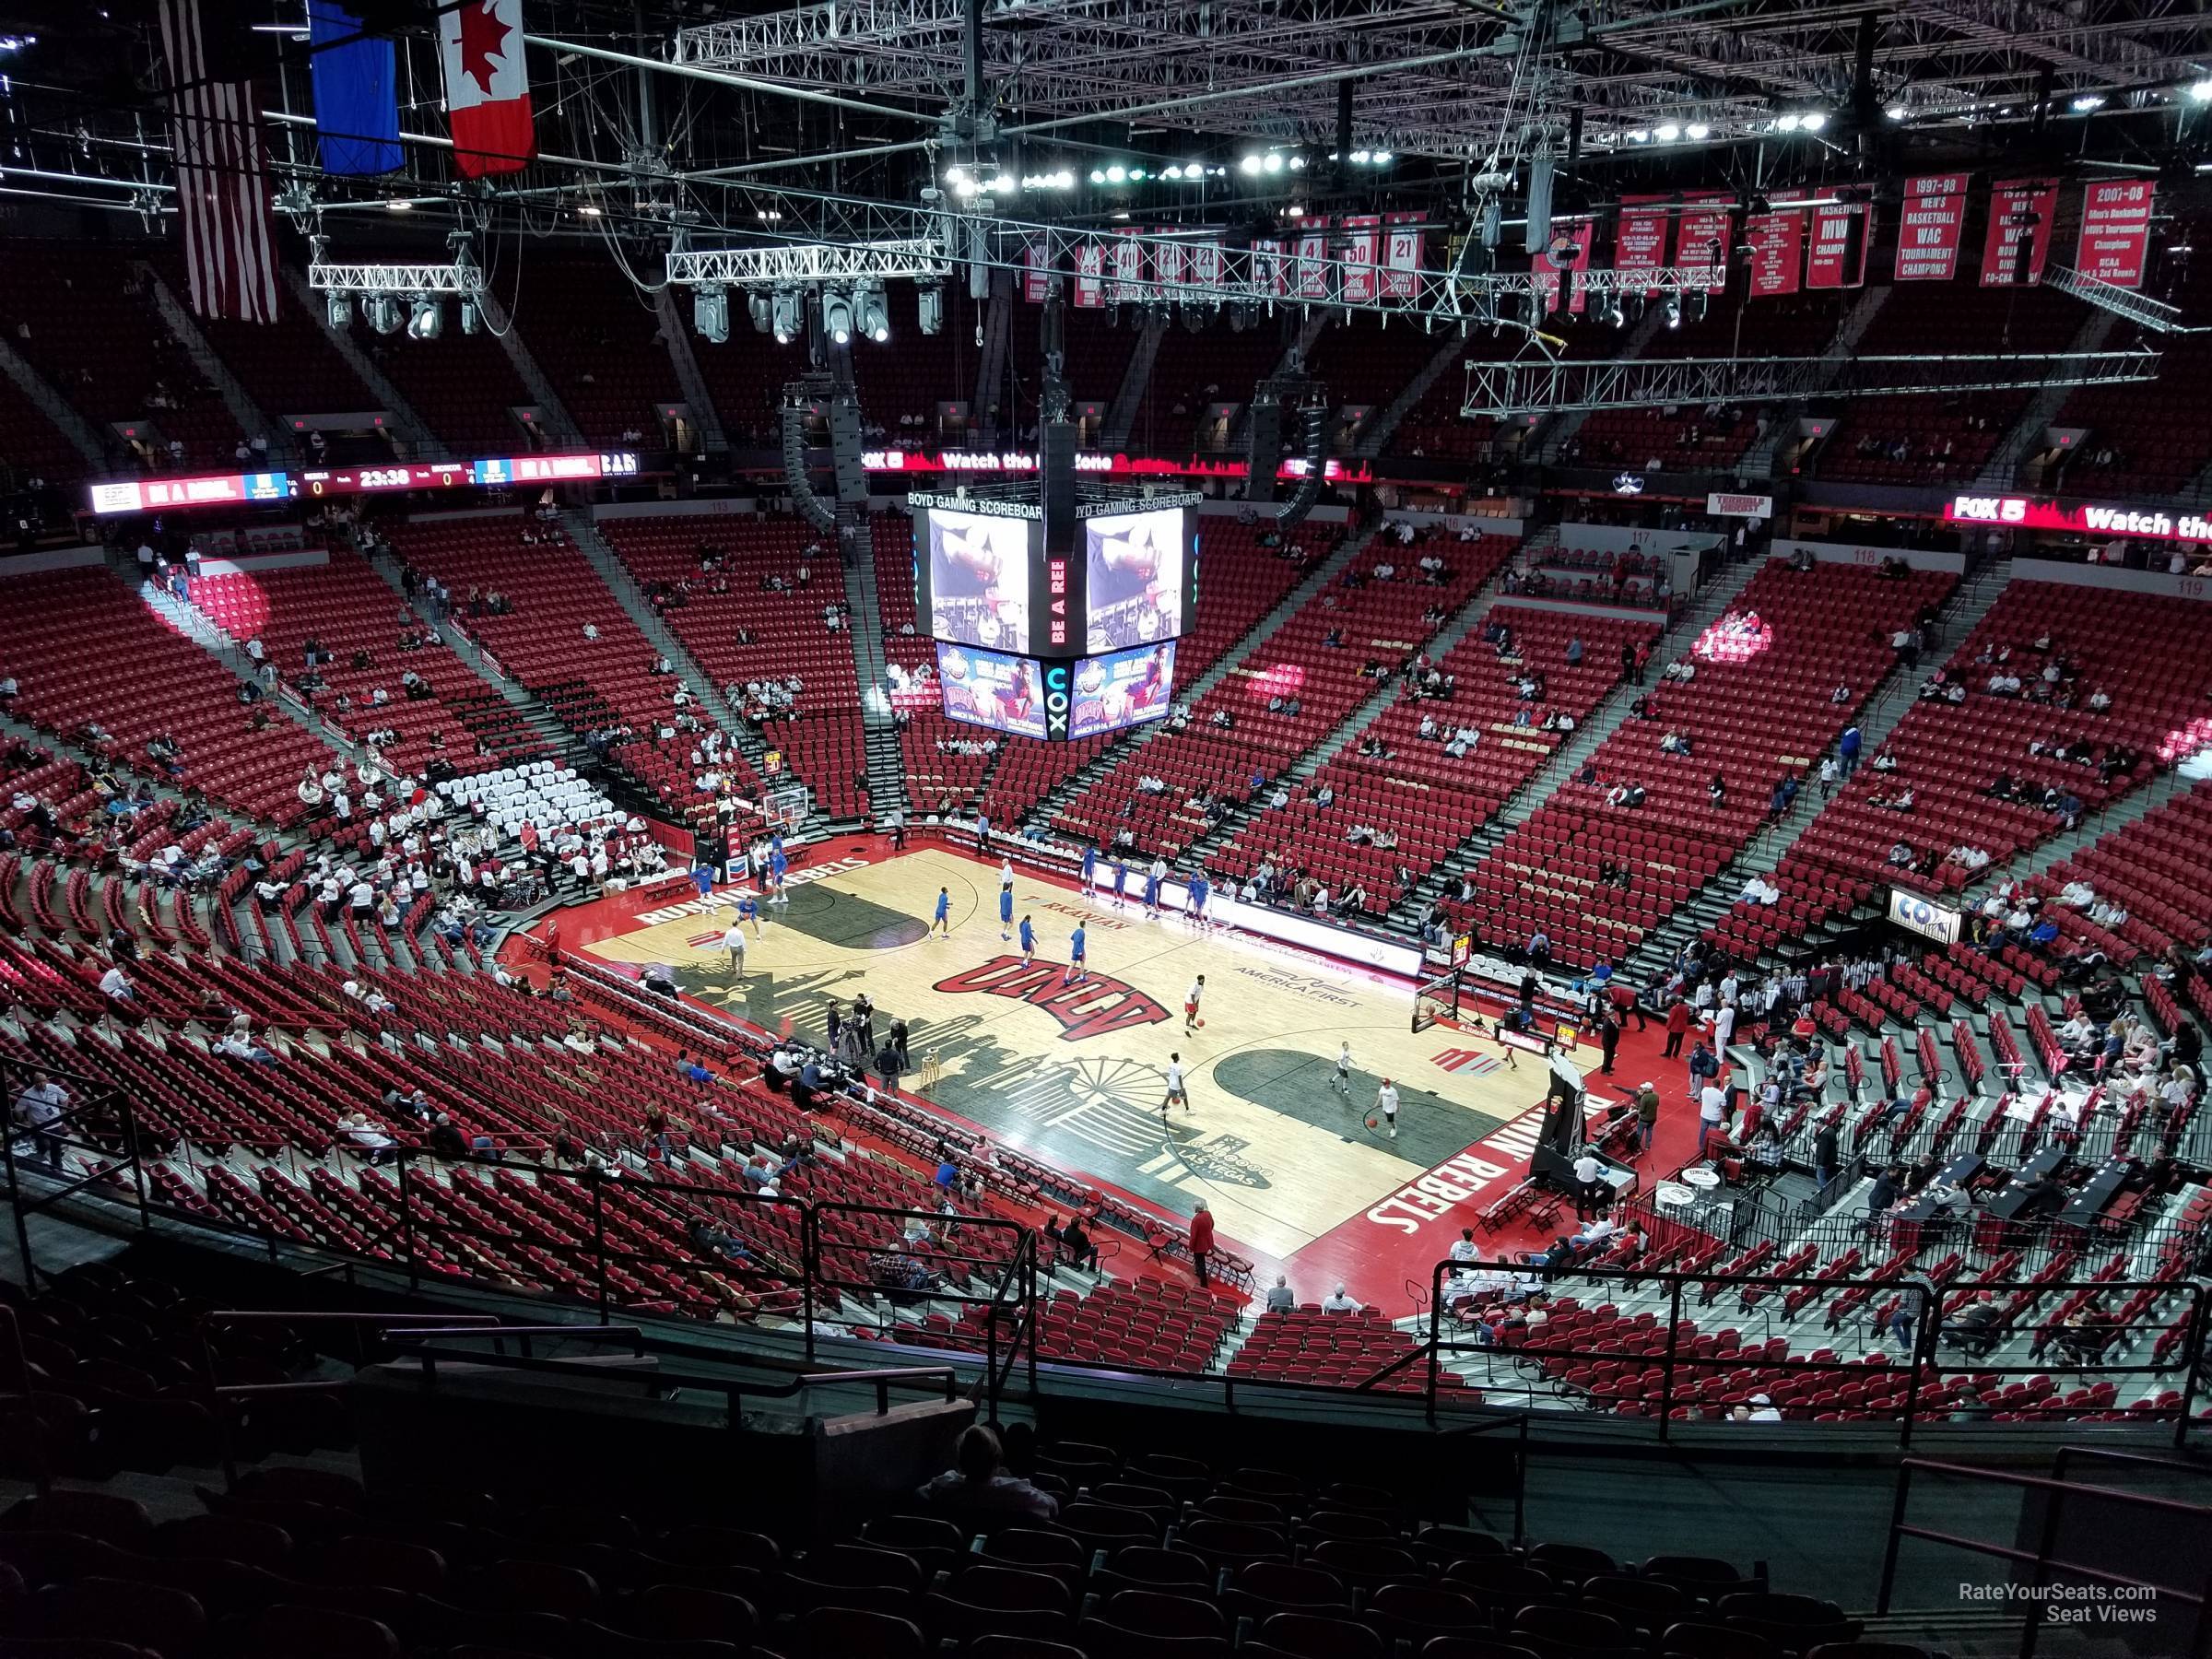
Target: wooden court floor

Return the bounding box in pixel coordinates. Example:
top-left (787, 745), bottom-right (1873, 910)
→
top-left (576, 846), bottom-right (1540, 1265)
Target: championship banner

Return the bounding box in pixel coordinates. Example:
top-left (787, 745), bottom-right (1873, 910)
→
top-left (1188, 240), bottom-right (1223, 288)
top-left (1615, 194), bottom-right (1671, 291)
top-left (1676, 192), bottom-right (1734, 290)
top-left (1896, 174), bottom-right (1969, 281)
top-left (1339, 215), bottom-right (1382, 304)
top-left (1747, 209), bottom-right (1804, 297)
top-left (1023, 241), bottom-right (1053, 303)
top-left (1981, 177), bottom-right (2059, 287)
top-left (1381, 213), bottom-right (1424, 299)
top-left (2077, 180), bottom-right (2156, 289)
top-left (1533, 218), bottom-right (1595, 313)
top-left (1073, 241), bottom-right (1106, 309)
top-left (1806, 203), bottom-right (1869, 288)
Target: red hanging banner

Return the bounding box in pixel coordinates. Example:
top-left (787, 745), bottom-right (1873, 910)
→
top-left (1675, 192), bottom-right (1734, 290)
top-left (1615, 194), bottom-right (1671, 291)
top-left (1980, 177), bottom-right (2059, 287)
top-left (1109, 228), bottom-right (1147, 303)
top-left (2076, 180), bottom-right (2156, 289)
top-left (1338, 214), bottom-right (1382, 304)
top-left (1533, 218), bottom-right (1595, 313)
top-left (1381, 213), bottom-right (1424, 299)
top-left (1022, 241), bottom-right (1052, 303)
top-left (1253, 239), bottom-right (1288, 297)
top-left (1806, 203), bottom-right (1869, 288)
top-left (1896, 174), bottom-right (1969, 281)
top-left (1073, 241), bottom-right (1105, 309)
top-left (1296, 228), bottom-right (1332, 301)
top-left (1746, 209), bottom-right (1804, 297)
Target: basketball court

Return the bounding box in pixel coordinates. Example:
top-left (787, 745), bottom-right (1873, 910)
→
top-left (544, 840), bottom-right (1606, 1302)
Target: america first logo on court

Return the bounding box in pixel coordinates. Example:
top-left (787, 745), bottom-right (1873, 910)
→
top-left (934, 956), bottom-right (1170, 1041)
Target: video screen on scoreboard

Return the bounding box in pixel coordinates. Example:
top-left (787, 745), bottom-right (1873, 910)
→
top-left (1069, 641), bottom-right (1178, 739)
top-left (925, 509), bottom-right (1033, 654)
top-left (1084, 507), bottom-right (1189, 653)
top-left (937, 641), bottom-right (1049, 740)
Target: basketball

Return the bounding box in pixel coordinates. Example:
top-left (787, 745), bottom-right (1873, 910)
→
top-left (1364, 1114), bottom-right (1379, 1130)
top-left (1195, 1018), bottom-right (1206, 1029)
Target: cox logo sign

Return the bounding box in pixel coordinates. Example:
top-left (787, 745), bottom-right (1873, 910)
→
top-left (1950, 494), bottom-right (2028, 524)
top-left (1887, 888), bottom-right (1961, 944)
top-left (1041, 662), bottom-right (1071, 742)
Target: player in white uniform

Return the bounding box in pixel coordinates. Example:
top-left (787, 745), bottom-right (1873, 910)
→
top-left (1160, 1053), bottom-right (1190, 1116)
top-left (1334, 1041), bottom-right (1353, 1099)
top-left (1183, 975), bottom-right (1205, 1034)
top-left (1373, 1077), bottom-right (1400, 1139)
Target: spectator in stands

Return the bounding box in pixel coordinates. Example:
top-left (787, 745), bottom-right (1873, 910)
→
top-left (1188, 1198), bottom-right (1216, 1286)
top-left (1697, 1077), bottom-right (1728, 1159)
top-left (1265, 1274), bottom-right (1296, 1312)
top-left (338, 1110), bottom-right (396, 1165)
top-left (98, 961), bottom-right (135, 1005)
top-left (1946, 1294), bottom-right (2006, 1358)
top-left (918, 1424), bottom-right (1059, 1523)
top-left (1664, 998), bottom-right (1691, 1059)
top-left (1321, 1283), bottom-right (1362, 1313)
top-left (11, 1070), bottom-right (68, 1173)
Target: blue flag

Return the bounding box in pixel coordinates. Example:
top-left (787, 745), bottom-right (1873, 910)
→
top-left (308, 0), bottom-right (403, 175)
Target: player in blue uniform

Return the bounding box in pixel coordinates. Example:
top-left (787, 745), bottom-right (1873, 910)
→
top-left (931, 886), bottom-right (951, 937)
top-left (692, 860), bottom-right (715, 900)
top-left (768, 847), bottom-right (790, 906)
top-left (1081, 841), bottom-right (1099, 894)
top-left (1018, 913), bottom-right (1035, 965)
top-left (1187, 871), bottom-right (1211, 927)
top-left (1143, 859), bottom-right (1163, 919)
top-left (735, 891), bottom-right (762, 935)
top-left (1110, 854), bottom-right (1129, 910)
top-left (1065, 922), bottom-right (1087, 984)
top-left (999, 883), bottom-right (1015, 940)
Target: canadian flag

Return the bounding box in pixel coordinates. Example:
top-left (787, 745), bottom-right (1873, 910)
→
top-left (440, 0), bottom-right (535, 178)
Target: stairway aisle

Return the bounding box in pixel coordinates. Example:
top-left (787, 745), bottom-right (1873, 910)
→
top-left (1619, 557), bottom-right (2018, 982)
top-left (1391, 550), bottom-right (1769, 929)
top-left (841, 535), bottom-right (907, 824)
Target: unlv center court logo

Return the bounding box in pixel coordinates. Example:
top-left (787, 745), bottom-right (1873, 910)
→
top-left (934, 956), bottom-right (1169, 1042)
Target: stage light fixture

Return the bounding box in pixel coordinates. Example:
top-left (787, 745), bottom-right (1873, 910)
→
top-left (823, 286), bottom-right (854, 346)
top-left (1773, 112), bottom-right (1802, 132)
top-left (771, 285), bottom-right (801, 345)
top-left (1089, 169), bottom-right (1107, 183)
top-left (459, 300), bottom-right (480, 336)
top-left (1683, 289), bottom-right (1708, 324)
top-left (2071, 94), bottom-right (2106, 112)
top-left (1604, 299), bottom-right (1626, 328)
top-left (1886, 103), bottom-right (1909, 120)
top-left (1263, 152), bottom-right (1285, 173)
top-left (693, 283), bottom-right (730, 344)
top-left (857, 281), bottom-right (891, 343)
top-left (2191, 79), bottom-right (2212, 103)
top-left (918, 284), bottom-right (944, 336)
top-left (1106, 164), bottom-right (1127, 182)
top-left (1799, 111), bottom-right (1828, 131)
top-left (747, 289), bottom-right (771, 335)
top-left (1627, 128), bottom-right (1650, 143)
top-left (325, 290), bottom-right (352, 329)
top-left (406, 295), bottom-right (442, 340)
top-left (1163, 164), bottom-right (1182, 179)
top-left (1664, 298), bottom-right (1682, 329)
top-left (364, 294), bottom-right (403, 335)
top-left (1371, 151), bottom-right (1393, 164)
top-left (1349, 148), bottom-right (1371, 163)
top-left (1655, 122), bottom-right (1681, 141)
top-left (1239, 154), bottom-right (1263, 174)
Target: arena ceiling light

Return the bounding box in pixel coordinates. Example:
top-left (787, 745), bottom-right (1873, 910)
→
top-left (325, 290), bottom-right (351, 329)
top-left (856, 281), bottom-right (892, 343)
top-left (2071, 93), bottom-right (2107, 112)
top-left (917, 283), bottom-right (944, 335)
top-left (693, 282), bottom-right (731, 344)
top-left (458, 300), bottom-right (480, 336)
top-left (1238, 154), bottom-right (1263, 175)
top-left (1685, 123), bottom-right (1711, 140)
top-left (2192, 79), bottom-right (2212, 103)
top-left (364, 294), bottom-right (404, 335)
top-left (770, 285), bottom-right (802, 345)
top-left (1654, 122), bottom-right (1682, 142)
top-left (406, 296), bottom-right (442, 340)
top-left (822, 285), bottom-right (855, 346)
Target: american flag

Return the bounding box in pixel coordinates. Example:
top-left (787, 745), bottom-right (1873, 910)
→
top-left (158, 0), bottom-right (279, 324)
